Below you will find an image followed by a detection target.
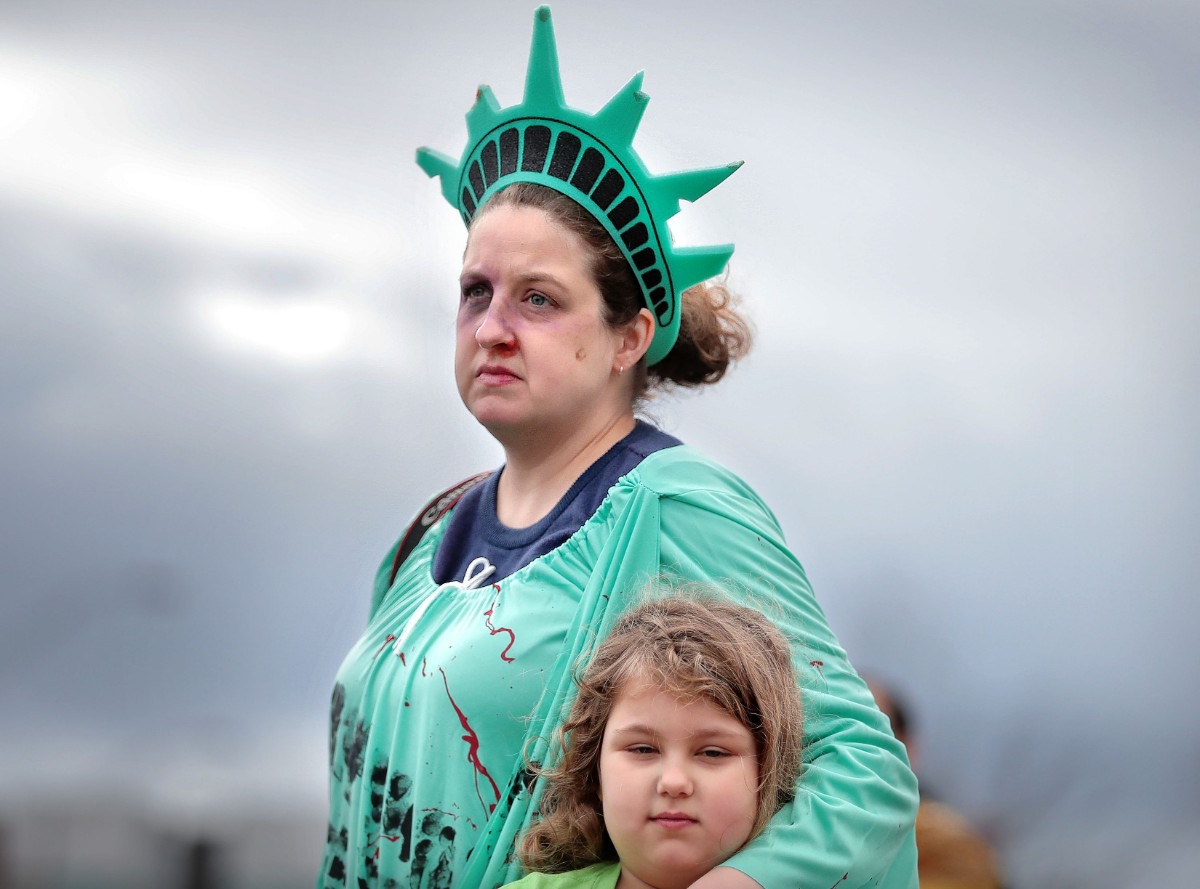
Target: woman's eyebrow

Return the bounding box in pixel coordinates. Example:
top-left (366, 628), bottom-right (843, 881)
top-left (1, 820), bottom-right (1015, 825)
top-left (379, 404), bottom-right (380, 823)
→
top-left (457, 269), bottom-right (568, 290)
top-left (513, 271), bottom-right (567, 289)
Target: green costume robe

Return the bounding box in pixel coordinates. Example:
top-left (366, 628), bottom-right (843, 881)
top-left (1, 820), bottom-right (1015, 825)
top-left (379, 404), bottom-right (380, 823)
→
top-left (320, 446), bottom-right (918, 889)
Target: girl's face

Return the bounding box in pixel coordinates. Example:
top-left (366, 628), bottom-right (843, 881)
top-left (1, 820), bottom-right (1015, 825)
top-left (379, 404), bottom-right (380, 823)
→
top-left (598, 677), bottom-right (759, 889)
top-left (456, 204), bottom-right (628, 444)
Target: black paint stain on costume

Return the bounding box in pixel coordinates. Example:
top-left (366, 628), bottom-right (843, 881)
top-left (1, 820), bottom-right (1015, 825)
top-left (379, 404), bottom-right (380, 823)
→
top-left (342, 717), bottom-right (369, 791)
top-left (505, 761), bottom-right (541, 808)
top-left (359, 845), bottom-right (379, 885)
top-left (383, 772), bottom-right (415, 862)
top-left (322, 823), bottom-right (349, 887)
top-left (410, 812), bottom-right (456, 889)
top-left (329, 683), bottom-right (346, 765)
top-left (326, 854), bottom-right (346, 884)
top-left (329, 824), bottom-right (349, 851)
top-left (369, 761), bottom-right (389, 826)
top-left (430, 826), bottom-right (456, 888)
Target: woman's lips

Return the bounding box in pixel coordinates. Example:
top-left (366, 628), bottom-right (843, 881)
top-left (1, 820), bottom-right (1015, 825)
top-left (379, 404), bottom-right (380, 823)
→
top-left (477, 364), bottom-right (519, 385)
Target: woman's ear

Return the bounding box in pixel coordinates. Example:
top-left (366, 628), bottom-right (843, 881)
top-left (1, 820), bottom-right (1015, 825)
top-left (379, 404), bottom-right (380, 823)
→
top-left (614, 308), bottom-right (655, 372)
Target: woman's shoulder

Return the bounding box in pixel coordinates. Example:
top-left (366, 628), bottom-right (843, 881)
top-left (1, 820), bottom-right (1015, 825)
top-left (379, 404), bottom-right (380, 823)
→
top-left (627, 443), bottom-right (764, 502)
top-left (614, 444), bottom-right (787, 543)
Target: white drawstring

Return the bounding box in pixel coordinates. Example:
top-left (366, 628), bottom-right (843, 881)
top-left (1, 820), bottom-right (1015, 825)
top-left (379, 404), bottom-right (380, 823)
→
top-left (454, 556), bottom-right (496, 591)
top-left (387, 557), bottom-right (496, 658)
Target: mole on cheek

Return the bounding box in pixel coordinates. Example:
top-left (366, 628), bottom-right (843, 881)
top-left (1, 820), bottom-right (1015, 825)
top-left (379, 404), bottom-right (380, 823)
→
top-left (576, 347), bottom-right (586, 361)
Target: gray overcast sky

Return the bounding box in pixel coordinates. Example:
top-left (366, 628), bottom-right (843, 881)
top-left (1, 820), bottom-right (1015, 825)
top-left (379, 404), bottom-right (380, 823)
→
top-left (2, 1), bottom-right (1197, 886)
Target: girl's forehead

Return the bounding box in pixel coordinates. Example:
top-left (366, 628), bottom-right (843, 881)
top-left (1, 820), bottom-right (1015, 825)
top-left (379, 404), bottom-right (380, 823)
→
top-left (612, 674), bottom-right (724, 712)
top-left (604, 681), bottom-right (755, 751)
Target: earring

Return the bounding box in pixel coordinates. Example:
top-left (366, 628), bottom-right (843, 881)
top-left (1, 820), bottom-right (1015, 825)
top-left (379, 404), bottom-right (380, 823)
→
top-left (618, 364), bottom-right (625, 375)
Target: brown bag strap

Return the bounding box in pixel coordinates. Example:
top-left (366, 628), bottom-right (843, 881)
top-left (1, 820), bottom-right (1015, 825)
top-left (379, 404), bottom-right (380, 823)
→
top-left (388, 471), bottom-right (494, 586)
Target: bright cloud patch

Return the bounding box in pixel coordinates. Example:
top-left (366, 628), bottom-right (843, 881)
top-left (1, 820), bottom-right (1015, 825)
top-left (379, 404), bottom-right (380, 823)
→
top-left (197, 292), bottom-right (354, 364)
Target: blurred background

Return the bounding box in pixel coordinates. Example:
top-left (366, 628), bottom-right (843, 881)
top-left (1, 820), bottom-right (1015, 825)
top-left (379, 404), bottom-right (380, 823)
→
top-left (2, 0), bottom-right (1197, 886)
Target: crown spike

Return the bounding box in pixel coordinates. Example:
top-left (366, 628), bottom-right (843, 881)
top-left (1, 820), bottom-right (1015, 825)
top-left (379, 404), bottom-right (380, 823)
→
top-left (523, 6), bottom-right (565, 111)
top-left (672, 244), bottom-right (736, 292)
top-left (652, 161), bottom-right (744, 219)
top-left (466, 84), bottom-right (502, 131)
top-left (592, 72), bottom-right (649, 147)
top-left (415, 146), bottom-right (461, 205)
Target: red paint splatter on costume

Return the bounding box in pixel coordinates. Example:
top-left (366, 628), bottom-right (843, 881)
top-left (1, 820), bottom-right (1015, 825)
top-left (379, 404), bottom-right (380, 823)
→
top-left (374, 634), bottom-right (397, 659)
top-left (483, 585), bottom-right (516, 663)
top-left (438, 668), bottom-right (501, 815)
top-left (810, 660), bottom-right (824, 670)
top-left (827, 874), bottom-right (848, 889)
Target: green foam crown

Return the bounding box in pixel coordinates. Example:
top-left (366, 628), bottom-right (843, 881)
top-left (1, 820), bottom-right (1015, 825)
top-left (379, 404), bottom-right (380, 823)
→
top-left (416, 5), bottom-right (741, 365)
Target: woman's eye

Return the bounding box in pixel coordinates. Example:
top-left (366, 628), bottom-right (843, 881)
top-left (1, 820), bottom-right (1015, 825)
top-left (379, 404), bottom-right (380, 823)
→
top-left (628, 744), bottom-right (656, 755)
top-left (528, 292), bottom-right (551, 308)
top-left (462, 283), bottom-right (488, 301)
top-left (700, 748), bottom-right (731, 759)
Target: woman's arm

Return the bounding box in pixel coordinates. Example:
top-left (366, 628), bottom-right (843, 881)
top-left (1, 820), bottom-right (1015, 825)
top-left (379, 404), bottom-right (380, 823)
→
top-left (688, 867), bottom-right (762, 889)
top-left (654, 470), bottom-right (919, 889)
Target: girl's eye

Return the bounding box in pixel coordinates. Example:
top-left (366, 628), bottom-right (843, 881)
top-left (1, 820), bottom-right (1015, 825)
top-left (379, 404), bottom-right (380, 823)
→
top-left (628, 744), bottom-right (656, 756)
top-left (700, 748), bottom-right (731, 759)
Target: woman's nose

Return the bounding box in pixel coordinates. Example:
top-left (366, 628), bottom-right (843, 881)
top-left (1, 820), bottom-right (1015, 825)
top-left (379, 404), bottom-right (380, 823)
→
top-left (474, 300), bottom-right (516, 351)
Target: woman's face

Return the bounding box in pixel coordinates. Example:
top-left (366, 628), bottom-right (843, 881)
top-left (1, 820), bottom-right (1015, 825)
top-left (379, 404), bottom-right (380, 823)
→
top-left (456, 204), bottom-right (628, 442)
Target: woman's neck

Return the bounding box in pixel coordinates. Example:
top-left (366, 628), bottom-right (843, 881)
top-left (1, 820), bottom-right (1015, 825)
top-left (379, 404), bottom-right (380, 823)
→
top-left (493, 412), bottom-right (637, 529)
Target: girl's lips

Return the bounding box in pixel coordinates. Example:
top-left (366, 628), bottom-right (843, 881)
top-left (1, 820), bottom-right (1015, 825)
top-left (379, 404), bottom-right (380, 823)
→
top-left (651, 813), bottom-right (697, 828)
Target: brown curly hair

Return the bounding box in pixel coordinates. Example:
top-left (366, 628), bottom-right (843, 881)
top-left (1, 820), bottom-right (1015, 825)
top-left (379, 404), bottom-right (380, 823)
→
top-left (516, 594), bottom-right (804, 874)
top-left (475, 183), bottom-right (753, 400)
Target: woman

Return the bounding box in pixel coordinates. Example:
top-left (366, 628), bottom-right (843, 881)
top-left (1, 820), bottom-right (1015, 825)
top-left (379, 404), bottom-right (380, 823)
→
top-left (318, 8), bottom-right (918, 889)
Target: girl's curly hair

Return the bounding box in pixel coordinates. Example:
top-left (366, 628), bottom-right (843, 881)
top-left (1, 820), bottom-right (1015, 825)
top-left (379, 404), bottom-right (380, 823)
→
top-left (516, 593), bottom-right (804, 873)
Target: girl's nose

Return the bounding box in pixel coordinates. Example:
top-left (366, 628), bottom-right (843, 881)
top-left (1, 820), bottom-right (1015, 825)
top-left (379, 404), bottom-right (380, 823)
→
top-left (656, 760), bottom-right (694, 797)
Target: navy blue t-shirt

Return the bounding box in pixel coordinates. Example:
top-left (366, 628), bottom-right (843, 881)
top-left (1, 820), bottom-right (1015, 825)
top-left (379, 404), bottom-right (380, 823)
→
top-left (432, 421), bottom-right (682, 584)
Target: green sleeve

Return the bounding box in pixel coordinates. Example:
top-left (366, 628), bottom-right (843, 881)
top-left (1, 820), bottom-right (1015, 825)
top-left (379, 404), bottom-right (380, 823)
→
top-left (368, 535), bottom-right (405, 621)
top-left (652, 468), bottom-right (919, 889)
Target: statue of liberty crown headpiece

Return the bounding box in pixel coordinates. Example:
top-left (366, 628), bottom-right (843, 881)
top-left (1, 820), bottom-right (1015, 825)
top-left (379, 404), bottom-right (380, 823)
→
top-left (416, 5), bottom-right (742, 365)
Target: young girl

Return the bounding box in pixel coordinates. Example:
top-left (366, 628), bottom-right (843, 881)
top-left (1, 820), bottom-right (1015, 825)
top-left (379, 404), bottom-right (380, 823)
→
top-left (503, 595), bottom-right (805, 889)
